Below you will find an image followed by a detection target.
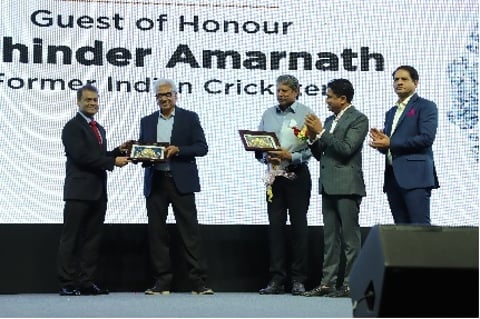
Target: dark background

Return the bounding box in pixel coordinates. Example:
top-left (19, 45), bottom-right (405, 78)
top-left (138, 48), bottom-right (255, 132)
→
top-left (0, 224), bottom-right (373, 293)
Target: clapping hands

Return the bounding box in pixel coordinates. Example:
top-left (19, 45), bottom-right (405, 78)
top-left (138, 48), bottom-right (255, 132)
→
top-left (369, 128), bottom-right (390, 150)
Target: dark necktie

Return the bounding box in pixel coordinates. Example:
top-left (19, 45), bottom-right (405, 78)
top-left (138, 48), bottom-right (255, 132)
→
top-left (89, 120), bottom-right (103, 145)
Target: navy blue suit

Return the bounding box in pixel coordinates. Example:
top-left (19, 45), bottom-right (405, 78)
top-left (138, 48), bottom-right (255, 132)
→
top-left (382, 93), bottom-right (439, 224)
top-left (140, 108), bottom-right (207, 195)
top-left (139, 106), bottom-right (209, 291)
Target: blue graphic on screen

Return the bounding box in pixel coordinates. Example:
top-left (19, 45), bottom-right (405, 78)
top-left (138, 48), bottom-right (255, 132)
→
top-left (447, 23), bottom-right (479, 161)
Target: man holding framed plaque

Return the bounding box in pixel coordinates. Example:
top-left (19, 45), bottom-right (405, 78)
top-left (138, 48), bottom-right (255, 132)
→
top-left (57, 84), bottom-right (130, 296)
top-left (255, 74), bottom-right (314, 296)
top-left (139, 78), bottom-right (213, 296)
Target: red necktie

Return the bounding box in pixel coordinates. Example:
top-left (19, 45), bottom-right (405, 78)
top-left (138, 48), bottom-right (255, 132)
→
top-left (89, 120), bottom-right (103, 145)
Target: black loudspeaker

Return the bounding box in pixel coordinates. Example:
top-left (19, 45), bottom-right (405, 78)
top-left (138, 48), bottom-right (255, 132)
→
top-left (350, 225), bottom-right (478, 317)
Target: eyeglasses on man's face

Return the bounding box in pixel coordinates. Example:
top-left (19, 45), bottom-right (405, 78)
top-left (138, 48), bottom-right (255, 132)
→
top-left (155, 91), bottom-right (176, 99)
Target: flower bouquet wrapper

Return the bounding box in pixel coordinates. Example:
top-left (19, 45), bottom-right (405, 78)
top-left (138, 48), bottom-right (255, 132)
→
top-left (263, 164), bottom-right (296, 203)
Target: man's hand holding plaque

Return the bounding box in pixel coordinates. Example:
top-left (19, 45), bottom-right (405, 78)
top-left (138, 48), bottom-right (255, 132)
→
top-left (164, 145), bottom-right (180, 158)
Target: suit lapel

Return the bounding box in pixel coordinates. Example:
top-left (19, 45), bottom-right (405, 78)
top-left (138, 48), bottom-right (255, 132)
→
top-left (330, 106), bottom-right (355, 134)
top-left (145, 112), bottom-right (159, 142)
top-left (390, 94), bottom-right (418, 136)
top-left (170, 107), bottom-right (182, 144)
top-left (324, 115), bottom-right (335, 133)
top-left (385, 109), bottom-right (395, 136)
top-left (76, 114), bottom-right (103, 147)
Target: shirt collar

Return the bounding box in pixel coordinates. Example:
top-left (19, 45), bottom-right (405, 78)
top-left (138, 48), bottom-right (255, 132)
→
top-left (275, 101), bottom-right (298, 113)
top-left (78, 111), bottom-right (93, 123)
top-left (159, 109), bottom-right (175, 120)
top-left (335, 104), bottom-right (352, 120)
top-left (396, 93), bottom-right (414, 109)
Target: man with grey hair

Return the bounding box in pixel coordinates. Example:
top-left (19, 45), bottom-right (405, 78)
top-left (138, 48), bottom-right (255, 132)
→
top-left (255, 74), bottom-right (313, 295)
top-left (139, 78), bottom-right (213, 295)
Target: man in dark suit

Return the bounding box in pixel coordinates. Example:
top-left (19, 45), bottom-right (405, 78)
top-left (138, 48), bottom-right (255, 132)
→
top-left (140, 78), bottom-right (213, 295)
top-left (370, 65), bottom-right (439, 224)
top-left (303, 79), bottom-right (368, 298)
top-left (57, 84), bottom-right (129, 296)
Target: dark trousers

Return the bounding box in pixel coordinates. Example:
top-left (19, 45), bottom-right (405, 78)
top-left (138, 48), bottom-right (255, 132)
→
top-left (385, 166), bottom-right (431, 225)
top-left (146, 171), bottom-right (207, 290)
top-left (321, 194), bottom-right (362, 287)
top-left (267, 164), bottom-right (311, 284)
top-left (57, 196), bottom-right (107, 288)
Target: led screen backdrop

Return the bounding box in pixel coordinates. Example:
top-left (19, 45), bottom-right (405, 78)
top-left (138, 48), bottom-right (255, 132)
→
top-left (0, 0), bottom-right (478, 225)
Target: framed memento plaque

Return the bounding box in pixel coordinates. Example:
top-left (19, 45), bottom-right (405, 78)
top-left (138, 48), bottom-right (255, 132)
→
top-left (128, 141), bottom-right (169, 162)
top-left (238, 130), bottom-right (280, 151)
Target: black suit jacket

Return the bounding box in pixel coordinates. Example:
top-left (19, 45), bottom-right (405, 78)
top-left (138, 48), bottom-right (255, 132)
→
top-left (62, 113), bottom-right (121, 201)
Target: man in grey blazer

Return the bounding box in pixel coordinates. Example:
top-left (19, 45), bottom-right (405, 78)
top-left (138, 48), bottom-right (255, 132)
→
top-left (140, 78), bottom-right (213, 295)
top-left (303, 79), bottom-right (368, 298)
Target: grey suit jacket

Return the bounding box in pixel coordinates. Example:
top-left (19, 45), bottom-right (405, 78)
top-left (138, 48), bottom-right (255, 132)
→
top-left (309, 106), bottom-right (368, 196)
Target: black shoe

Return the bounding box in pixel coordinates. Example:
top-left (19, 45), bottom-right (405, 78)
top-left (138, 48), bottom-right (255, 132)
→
top-left (59, 286), bottom-right (80, 296)
top-left (259, 281), bottom-right (285, 295)
top-left (291, 281), bottom-right (305, 296)
top-left (192, 286), bottom-right (214, 295)
top-left (78, 284), bottom-right (109, 295)
top-left (302, 284), bottom-right (335, 297)
top-left (328, 285), bottom-right (350, 298)
top-left (145, 286), bottom-right (170, 295)
top-left (145, 281), bottom-right (170, 295)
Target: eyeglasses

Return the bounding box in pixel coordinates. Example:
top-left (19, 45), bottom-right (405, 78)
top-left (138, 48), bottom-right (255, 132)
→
top-left (155, 91), bottom-right (176, 99)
